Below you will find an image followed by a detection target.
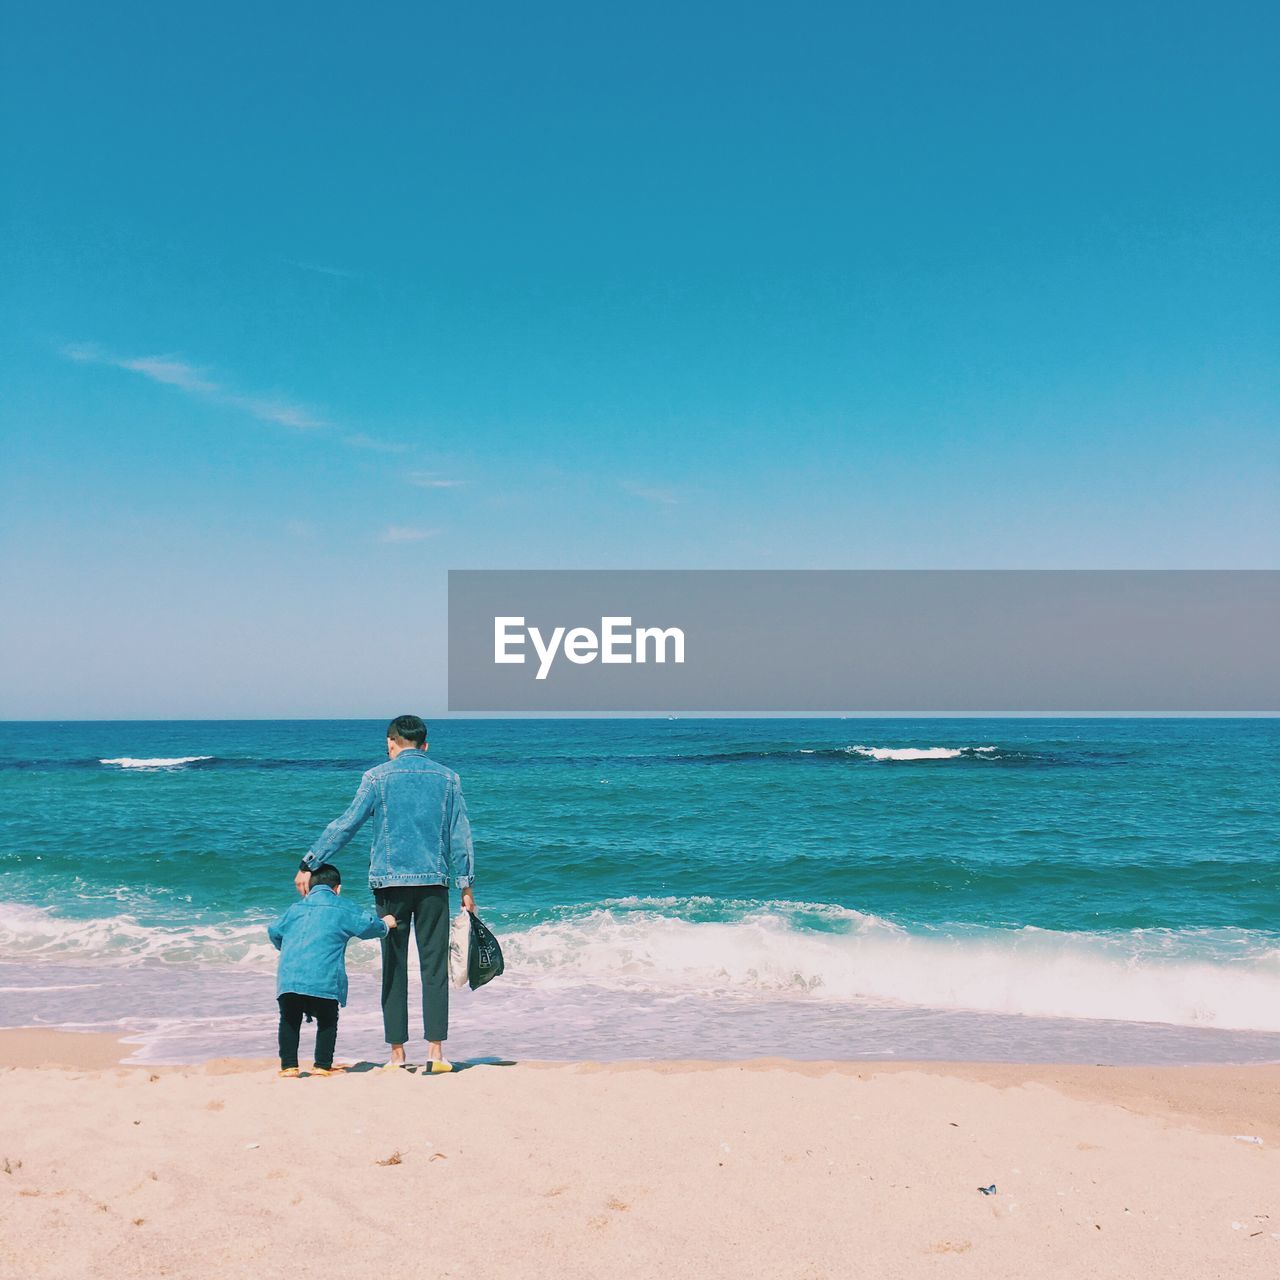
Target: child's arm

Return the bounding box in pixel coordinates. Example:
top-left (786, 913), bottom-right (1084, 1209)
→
top-left (347, 905), bottom-right (392, 942)
top-left (267, 902), bottom-right (299, 950)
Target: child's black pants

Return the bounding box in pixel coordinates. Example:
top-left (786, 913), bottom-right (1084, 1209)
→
top-left (277, 992), bottom-right (340, 1070)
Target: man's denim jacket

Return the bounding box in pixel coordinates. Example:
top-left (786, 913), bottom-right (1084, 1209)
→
top-left (302, 750), bottom-right (475, 890)
top-left (268, 885), bottom-right (388, 1006)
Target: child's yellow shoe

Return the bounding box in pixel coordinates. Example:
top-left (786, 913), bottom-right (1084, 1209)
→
top-left (277, 1067), bottom-right (300, 1079)
top-left (426, 1059), bottom-right (453, 1074)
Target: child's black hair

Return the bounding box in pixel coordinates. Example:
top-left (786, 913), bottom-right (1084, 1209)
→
top-left (309, 863), bottom-right (341, 890)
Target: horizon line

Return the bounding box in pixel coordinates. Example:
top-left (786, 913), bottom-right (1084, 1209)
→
top-left (2, 712), bottom-right (1278, 724)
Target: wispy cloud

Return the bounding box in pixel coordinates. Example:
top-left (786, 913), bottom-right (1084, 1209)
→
top-left (115, 355), bottom-right (218, 394)
top-left (228, 395), bottom-right (323, 430)
top-left (64, 343), bottom-right (326, 430)
top-left (380, 526), bottom-right (439, 543)
top-left (282, 258), bottom-right (362, 281)
top-left (406, 471), bottom-right (465, 489)
top-left (623, 481), bottom-right (680, 506)
top-left (345, 433), bottom-right (412, 454)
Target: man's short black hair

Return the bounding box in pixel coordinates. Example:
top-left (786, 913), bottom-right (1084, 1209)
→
top-left (387, 714), bottom-right (427, 747)
top-left (309, 863), bottom-right (341, 890)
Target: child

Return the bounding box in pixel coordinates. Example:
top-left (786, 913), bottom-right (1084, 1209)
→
top-left (267, 862), bottom-right (396, 1077)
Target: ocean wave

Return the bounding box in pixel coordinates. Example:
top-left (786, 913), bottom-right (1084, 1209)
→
top-left (99, 756), bottom-right (215, 769)
top-left (1, 744), bottom-right (1086, 772)
top-left (0, 755), bottom-right (378, 774)
top-left (0, 903), bottom-right (286, 970)
top-left (673, 744), bottom-right (1040, 765)
top-left (7, 898), bottom-right (1277, 1034)
top-left (503, 900), bottom-right (1280, 1033)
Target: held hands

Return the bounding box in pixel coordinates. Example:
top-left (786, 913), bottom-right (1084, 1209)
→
top-left (381, 914), bottom-right (398, 931)
top-left (294, 869), bottom-right (312, 897)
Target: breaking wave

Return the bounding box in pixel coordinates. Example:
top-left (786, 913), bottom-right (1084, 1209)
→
top-left (676, 744), bottom-right (1040, 765)
top-left (500, 901), bottom-right (1280, 1032)
top-left (99, 756), bottom-right (215, 770)
top-left (4, 898), bottom-right (1277, 1034)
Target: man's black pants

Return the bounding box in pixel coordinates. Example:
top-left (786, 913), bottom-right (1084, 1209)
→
top-left (278, 992), bottom-right (340, 1070)
top-left (374, 884), bottom-right (449, 1044)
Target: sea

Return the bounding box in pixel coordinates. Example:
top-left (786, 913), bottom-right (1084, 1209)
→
top-left (1, 718), bottom-right (1278, 1066)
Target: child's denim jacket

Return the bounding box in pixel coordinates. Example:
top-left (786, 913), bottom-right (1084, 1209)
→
top-left (268, 886), bottom-right (388, 1005)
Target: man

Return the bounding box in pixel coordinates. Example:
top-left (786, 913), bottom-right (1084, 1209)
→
top-left (296, 715), bottom-right (476, 1070)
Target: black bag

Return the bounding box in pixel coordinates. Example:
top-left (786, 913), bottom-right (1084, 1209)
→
top-left (467, 912), bottom-right (504, 990)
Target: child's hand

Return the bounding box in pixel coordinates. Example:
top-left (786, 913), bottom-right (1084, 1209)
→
top-left (381, 914), bottom-right (398, 930)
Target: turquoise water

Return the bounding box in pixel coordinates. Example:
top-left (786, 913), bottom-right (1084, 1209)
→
top-left (1, 719), bottom-right (1278, 1064)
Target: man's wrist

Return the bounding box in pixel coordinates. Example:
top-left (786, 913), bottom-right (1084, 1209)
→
top-left (298, 859), bottom-right (312, 873)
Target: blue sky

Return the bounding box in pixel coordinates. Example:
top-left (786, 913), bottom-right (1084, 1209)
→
top-left (2, 1), bottom-right (1276, 717)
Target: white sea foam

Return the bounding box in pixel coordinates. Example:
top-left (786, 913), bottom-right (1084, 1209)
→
top-left (99, 756), bottom-right (214, 769)
top-left (0, 903), bottom-right (285, 970)
top-left (3, 898), bottom-right (1278, 1034)
top-left (501, 901), bottom-right (1280, 1033)
top-left (847, 745), bottom-right (996, 761)
top-left (0, 983), bottom-right (103, 992)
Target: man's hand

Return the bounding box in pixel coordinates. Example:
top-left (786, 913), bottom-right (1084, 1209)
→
top-left (294, 869), bottom-right (312, 897)
top-left (381, 914), bottom-right (398, 931)
top-left (461, 886), bottom-right (476, 914)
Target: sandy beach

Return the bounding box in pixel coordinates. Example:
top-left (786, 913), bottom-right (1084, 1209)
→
top-left (2, 1031), bottom-right (1276, 1279)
